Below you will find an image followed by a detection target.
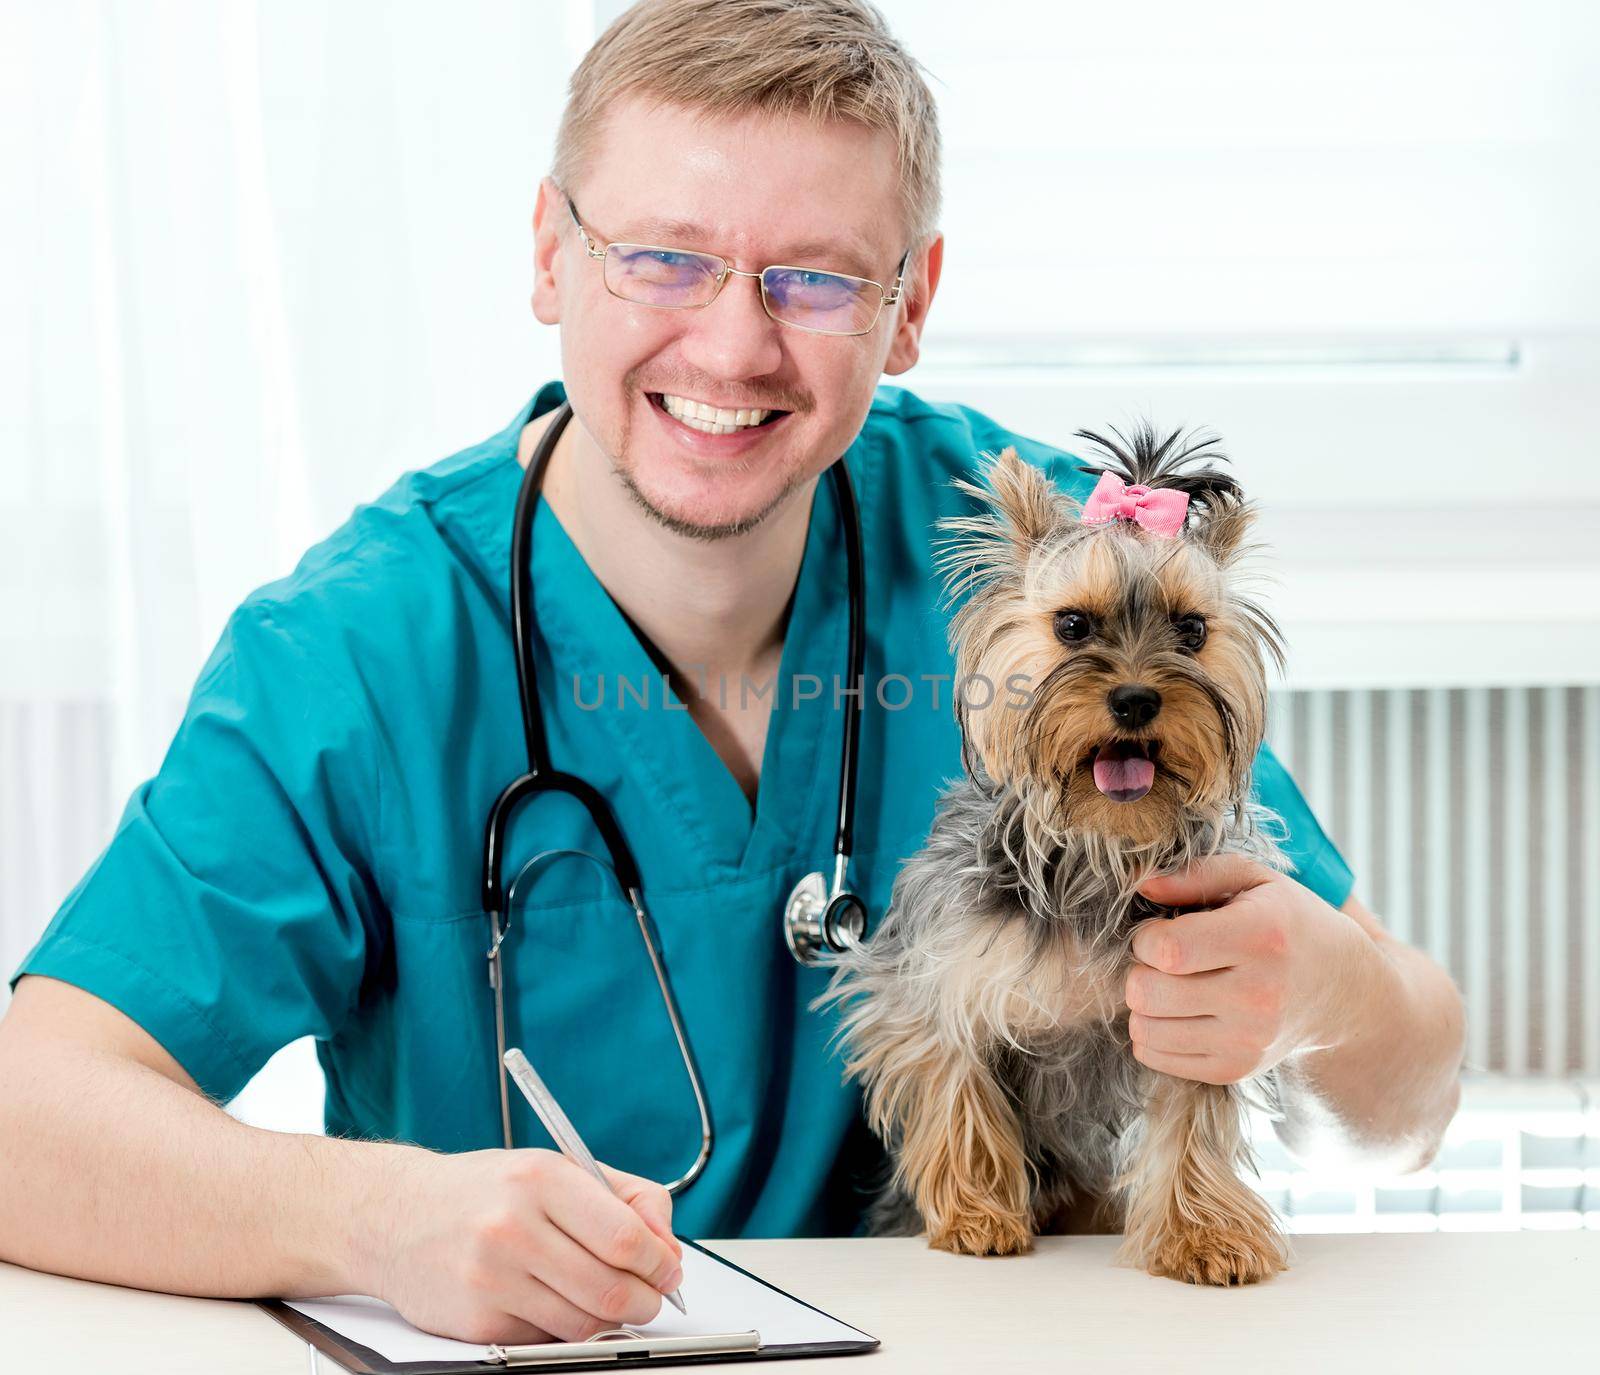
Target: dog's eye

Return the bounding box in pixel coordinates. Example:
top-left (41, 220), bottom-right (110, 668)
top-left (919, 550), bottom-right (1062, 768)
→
top-left (1172, 613), bottom-right (1207, 652)
top-left (1053, 609), bottom-right (1094, 644)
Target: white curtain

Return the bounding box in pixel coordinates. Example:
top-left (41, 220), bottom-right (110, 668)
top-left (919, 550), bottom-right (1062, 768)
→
top-left (0, 0), bottom-right (581, 999)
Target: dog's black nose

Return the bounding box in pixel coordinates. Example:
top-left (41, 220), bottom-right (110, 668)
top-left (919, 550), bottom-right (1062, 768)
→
top-left (1108, 684), bottom-right (1162, 728)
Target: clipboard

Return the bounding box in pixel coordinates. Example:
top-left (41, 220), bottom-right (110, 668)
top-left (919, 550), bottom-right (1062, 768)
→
top-left (257, 1239), bottom-right (879, 1372)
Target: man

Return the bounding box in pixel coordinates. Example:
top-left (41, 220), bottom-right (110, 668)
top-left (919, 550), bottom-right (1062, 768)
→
top-left (0, 0), bottom-right (1463, 1348)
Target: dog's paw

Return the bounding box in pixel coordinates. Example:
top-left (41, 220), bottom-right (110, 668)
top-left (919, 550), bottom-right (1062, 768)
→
top-left (927, 1207), bottom-right (1035, 1257)
top-left (1140, 1222), bottom-right (1287, 1286)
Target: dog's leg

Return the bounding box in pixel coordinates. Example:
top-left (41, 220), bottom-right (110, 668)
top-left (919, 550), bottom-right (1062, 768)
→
top-left (893, 1047), bottom-right (1033, 1256)
top-left (825, 890), bottom-right (1091, 1256)
top-left (1113, 1072), bottom-right (1287, 1285)
top-left (835, 959), bottom-right (1034, 1254)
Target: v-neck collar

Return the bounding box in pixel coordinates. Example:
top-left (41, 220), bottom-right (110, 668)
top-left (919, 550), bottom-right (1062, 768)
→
top-left (485, 385), bottom-right (848, 890)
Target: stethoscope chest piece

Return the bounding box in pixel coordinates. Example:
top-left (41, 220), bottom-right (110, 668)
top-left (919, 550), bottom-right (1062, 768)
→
top-left (783, 869), bottom-right (867, 966)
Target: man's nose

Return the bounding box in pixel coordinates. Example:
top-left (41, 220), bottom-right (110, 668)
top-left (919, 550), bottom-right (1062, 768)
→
top-left (677, 271), bottom-right (784, 381)
top-left (1107, 684), bottom-right (1162, 729)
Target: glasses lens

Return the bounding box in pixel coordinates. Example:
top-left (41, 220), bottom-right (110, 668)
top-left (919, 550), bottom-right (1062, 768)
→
top-left (761, 267), bottom-right (881, 335)
top-left (603, 245), bottom-right (723, 308)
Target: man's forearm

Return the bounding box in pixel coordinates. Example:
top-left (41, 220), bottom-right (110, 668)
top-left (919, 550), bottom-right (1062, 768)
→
top-left (1273, 908), bottom-right (1466, 1173)
top-left (0, 1036), bottom-right (407, 1298)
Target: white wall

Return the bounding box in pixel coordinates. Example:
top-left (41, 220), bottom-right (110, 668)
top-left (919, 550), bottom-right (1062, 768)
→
top-left (893, 0), bottom-right (1600, 688)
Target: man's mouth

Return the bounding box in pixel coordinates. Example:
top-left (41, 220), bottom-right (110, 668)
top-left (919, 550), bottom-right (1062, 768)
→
top-left (1087, 739), bottom-right (1160, 803)
top-left (649, 392), bottom-right (790, 436)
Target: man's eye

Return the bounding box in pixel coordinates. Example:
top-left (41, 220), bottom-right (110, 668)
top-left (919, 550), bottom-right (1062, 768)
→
top-left (1053, 609), bottom-right (1094, 644)
top-left (765, 267), bottom-right (858, 305)
top-left (615, 247), bottom-right (715, 283)
top-left (641, 250), bottom-right (701, 272)
top-left (1172, 613), bottom-right (1208, 652)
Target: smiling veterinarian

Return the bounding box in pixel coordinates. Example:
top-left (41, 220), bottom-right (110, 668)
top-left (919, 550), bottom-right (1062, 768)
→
top-left (0, 0), bottom-right (1463, 1349)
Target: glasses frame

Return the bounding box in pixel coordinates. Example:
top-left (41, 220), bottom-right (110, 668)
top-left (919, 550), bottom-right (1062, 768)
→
top-left (562, 193), bottom-right (910, 338)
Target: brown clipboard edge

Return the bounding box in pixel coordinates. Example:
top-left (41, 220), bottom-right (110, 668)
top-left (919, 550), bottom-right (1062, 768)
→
top-left (255, 1238), bottom-right (879, 1374)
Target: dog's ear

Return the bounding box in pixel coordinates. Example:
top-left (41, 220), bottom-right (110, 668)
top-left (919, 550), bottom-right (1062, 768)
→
top-left (973, 446), bottom-right (1066, 547)
top-left (1191, 491), bottom-right (1257, 568)
top-left (937, 448), bottom-right (1069, 607)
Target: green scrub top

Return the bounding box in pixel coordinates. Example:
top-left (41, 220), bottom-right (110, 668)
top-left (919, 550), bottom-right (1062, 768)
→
top-left (13, 381), bottom-right (1352, 1239)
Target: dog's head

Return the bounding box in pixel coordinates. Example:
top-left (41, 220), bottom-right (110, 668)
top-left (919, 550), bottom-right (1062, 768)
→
top-left (937, 423), bottom-right (1283, 845)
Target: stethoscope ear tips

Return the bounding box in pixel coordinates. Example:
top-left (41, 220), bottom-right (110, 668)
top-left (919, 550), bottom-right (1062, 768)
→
top-left (783, 871), bottom-right (868, 965)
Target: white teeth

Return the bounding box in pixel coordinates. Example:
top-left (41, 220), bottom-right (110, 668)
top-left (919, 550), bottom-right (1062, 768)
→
top-left (659, 393), bottom-right (772, 434)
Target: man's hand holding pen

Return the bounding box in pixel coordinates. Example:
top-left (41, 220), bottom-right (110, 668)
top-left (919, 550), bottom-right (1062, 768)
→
top-left (362, 1146), bottom-right (685, 1345)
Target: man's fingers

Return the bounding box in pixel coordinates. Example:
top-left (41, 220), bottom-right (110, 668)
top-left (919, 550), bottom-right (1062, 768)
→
top-left (600, 1165), bottom-right (682, 1260)
top-left (529, 1217), bottom-right (666, 1328)
top-left (1137, 853), bottom-right (1273, 909)
top-left (1130, 1043), bottom-right (1226, 1085)
top-left (1130, 904), bottom-right (1251, 974)
top-left (497, 1271), bottom-right (614, 1345)
top-left (1128, 1011), bottom-right (1215, 1054)
top-left (1125, 964), bottom-right (1231, 1016)
top-left (542, 1164), bottom-right (683, 1293)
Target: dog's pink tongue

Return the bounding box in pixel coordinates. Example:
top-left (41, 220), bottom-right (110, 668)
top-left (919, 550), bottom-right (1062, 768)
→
top-left (1093, 746), bottom-right (1155, 802)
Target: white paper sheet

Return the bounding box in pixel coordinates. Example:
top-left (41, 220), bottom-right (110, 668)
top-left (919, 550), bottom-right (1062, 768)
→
top-left (285, 1241), bottom-right (871, 1364)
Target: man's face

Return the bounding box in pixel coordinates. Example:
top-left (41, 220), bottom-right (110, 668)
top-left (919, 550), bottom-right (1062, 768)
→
top-left (532, 96), bottom-right (939, 538)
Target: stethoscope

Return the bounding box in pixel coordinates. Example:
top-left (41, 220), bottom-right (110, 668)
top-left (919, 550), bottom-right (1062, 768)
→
top-left (480, 400), bottom-right (869, 1191)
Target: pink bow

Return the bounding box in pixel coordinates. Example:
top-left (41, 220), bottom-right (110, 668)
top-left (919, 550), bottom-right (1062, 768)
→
top-left (1080, 472), bottom-right (1190, 538)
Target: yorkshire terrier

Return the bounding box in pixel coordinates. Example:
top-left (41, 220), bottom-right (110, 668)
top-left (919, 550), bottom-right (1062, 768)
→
top-left (822, 425), bottom-right (1293, 1285)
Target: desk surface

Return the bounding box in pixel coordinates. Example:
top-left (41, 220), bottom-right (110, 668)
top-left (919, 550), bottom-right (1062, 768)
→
top-left (3, 1232), bottom-right (1595, 1374)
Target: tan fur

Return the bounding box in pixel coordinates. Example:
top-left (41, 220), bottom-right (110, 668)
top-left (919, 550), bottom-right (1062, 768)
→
top-left (985, 446), bottom-right (1070, 548)
top-left (1193, 496), bottom-right (1257, 568)
top-left (958, 519), bottom-right (1269, 845)
top-left (838, 916), bottom-right (1124, 1255)
top-left (904, 1062), bottom-right (1034, 1256)
top-left (1114, 1075), bottom-right (1289, 1284)
top-left (963, 614), bottom-right (1060, 786)
top-left (934, 918), bottom-right (1121, 1044)
top-left (841, 917), bottom-right (1118, 1128)
top-left (1055, 535), bottom-right (1127, 620)
top-left (834, 430), bottom-right (1292, 1286)
top-left (1149, 542), bottom-right (1222, 616)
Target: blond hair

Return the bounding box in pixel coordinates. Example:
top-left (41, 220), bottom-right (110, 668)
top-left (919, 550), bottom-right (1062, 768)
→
top-left (552, 0), bottom-right (942, 260)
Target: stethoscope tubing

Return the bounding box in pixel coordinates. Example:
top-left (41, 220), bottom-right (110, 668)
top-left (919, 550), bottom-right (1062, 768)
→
top-left (830, 450), bottom-right (866, 866)
top-left (480, 398), bottom-right (865, 1191)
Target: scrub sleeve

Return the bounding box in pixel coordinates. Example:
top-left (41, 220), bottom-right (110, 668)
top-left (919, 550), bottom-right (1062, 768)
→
top-left (1252, 741), bottom-right (1353, 907)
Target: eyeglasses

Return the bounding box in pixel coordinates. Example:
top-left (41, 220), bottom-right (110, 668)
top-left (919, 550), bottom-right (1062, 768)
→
top-left (563, 193), bottom-right (910, 337)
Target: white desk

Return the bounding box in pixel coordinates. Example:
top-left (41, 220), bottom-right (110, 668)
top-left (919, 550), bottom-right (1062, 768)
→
top-left (3, 1233), bottom-right (1595, 1374)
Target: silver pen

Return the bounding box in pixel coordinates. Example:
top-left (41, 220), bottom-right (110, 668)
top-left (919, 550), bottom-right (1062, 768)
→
top-left (502, 1047), bottom-right (688, 1316)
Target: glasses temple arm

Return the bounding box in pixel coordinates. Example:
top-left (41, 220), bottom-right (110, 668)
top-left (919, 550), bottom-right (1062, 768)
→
top-left (562, 191), bottom-right (605, 259)
top-left (884, 248), bottom-right (913, 304)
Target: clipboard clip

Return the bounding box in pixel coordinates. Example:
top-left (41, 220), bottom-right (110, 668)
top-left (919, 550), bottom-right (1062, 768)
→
top-left (486, 1328), bottom-right (762, 1366)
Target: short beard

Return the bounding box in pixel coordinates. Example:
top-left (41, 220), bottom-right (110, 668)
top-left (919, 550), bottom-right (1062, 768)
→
top-left (606, 375), bottom-right (814, 541)
top-left (612, 454), bottom-right (808, 542)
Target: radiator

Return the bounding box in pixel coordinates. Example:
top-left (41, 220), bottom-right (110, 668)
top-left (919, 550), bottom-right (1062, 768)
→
top-left (1267, 687), bottom-right (1600, 1078)
top-left (1248, 1075), bottom-right (1600, 1232)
